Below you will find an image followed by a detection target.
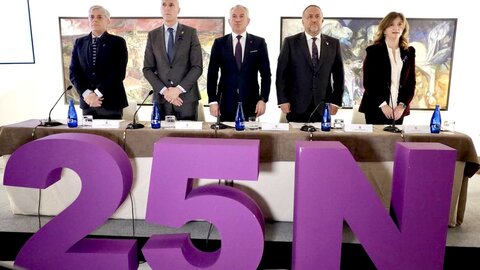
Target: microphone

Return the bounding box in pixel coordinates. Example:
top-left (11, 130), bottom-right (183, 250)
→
top-left (127, 90), bottom-right (154, 129)
top-left (39, 85), bottom-right (73, 127)
top-left (210, 92), bottom-right (229, 130)
top-left (300, 102), bottom-right (323, 132)
top-left (383, 89), bottom-right (402, 133)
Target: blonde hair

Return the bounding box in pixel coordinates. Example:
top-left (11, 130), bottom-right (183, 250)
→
top-left (373, 11), bottom-right (410, 50)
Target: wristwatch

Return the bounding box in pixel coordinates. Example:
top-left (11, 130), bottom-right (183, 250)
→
top-left (399, 102), bottom-right (406, 109)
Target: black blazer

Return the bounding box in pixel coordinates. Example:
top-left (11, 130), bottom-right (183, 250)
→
top-left (69, 32), bottom-right (128, 110)
top-left (276, 33), bottom-right (344, 116)
top-left (359, 42), bottom-right (416, 117)
top-left (207, 33), bottom-right (271, 120)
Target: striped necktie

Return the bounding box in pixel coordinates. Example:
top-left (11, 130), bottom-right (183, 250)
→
top-left (91, 37), bottom-right (98, 67)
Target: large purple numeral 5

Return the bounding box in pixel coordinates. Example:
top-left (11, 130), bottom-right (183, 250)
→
top-left (3, 133), bottom-right (138, 270)
top-left (143, 137), bottom-right (265, 269)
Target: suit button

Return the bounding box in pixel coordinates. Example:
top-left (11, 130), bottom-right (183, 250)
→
top-left (170, 66), bottom-right (173, 68)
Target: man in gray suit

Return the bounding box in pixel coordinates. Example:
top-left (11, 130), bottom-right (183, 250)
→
top-left (276, 5), bottom-right (344, 123)
top-left (143, 0), bottom-right (203, 120)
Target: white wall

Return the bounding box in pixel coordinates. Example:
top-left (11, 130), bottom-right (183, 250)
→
top-left (1, 0), bottom-right (478, 152)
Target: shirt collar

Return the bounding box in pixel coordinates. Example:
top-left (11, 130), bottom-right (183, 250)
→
top-left (305, 32), bottom-right (320, 41)
top-left (232, 31), bottom-right (247, 39)
top-left (91, 32), bottom-right (105, 39)
top-left (164, 22), bottom-right (179, 32)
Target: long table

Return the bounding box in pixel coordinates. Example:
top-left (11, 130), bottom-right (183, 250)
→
top-left (1, 119), bottom-right (478, 227)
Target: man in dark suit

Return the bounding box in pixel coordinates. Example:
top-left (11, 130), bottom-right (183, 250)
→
top-left (69, 5), bottom-right (128, 119)
top-left (207, 5), bottom-right (271, 122)
top-left (276, 5), bottom-right (345, 123)
top-left (143, 0), bottom-right (202, 120)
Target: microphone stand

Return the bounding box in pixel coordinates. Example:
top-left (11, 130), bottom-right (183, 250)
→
top-left (383, 124), bottom-right (401, 133)
top-left (210, 117), bottom-right (229, 130)
top-left (210, 92), bottom-right (229, 130)
top-left (383, 92), bottom-right (402, 133)
top-left (300, 102), bottom-right (323, 132)
top-left (39, 85), bottom-right (73, 127)
top-left (127, 90), bottom-right (154, 129)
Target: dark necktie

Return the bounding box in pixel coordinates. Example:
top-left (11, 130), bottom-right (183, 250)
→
top-left (167, 28), bottom-right (175, 63)
top-left (91, 37), bottom-right (98, 67)
top-left (235, 35), bottom-right (242, 70)
top-left (311, 37), bottom-right (319, 67)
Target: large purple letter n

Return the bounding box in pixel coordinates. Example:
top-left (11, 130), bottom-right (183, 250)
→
top-left (293, 141), bottom-right (456, 269)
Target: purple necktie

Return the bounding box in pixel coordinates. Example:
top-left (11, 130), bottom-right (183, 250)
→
top-left (235, 35), bottom-right (242, 70)
top-left (312, 37), bottom-right (319, 67)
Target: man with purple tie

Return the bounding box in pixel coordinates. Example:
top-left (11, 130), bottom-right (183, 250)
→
top-left (207, 5), bottom-right (271, 122)
top-left (276, 5), bottom-right (345, 123)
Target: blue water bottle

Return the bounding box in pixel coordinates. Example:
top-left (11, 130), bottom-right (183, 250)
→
top-left (67, 99), bottom-right (78, 128)
top-left (235, 102), bottom-right (245, 131)
top-left (430, 104), bottom-right (441, 133)
top-left (321, 103), bottom-right (331, 131)
top-left (151, 101), bottom-right (161, 129)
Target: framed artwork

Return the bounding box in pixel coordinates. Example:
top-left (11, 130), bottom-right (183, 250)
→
top-left (59, 17), bottom-right (225, 104)
top-left (280, 17), bottom-right (457, 109)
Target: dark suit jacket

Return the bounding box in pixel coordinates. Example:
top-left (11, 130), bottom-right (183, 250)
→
top-left (359, 42), bottom-right (416, 118)
top-left (207, 33), bottom-right (271, 120)
top-left (69, 32), bottom-right (128, 110)
top-left (143, 23), bottom-right (202, 106)
top-left (276, 33), bottom-right (344, 120)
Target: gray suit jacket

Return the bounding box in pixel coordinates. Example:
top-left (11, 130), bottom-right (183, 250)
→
top-left (143, 23), bottom-right (202, 104)
top-left (276, 33), bottom-right (344, 116)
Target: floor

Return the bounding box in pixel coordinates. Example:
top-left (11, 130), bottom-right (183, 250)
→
top-left (1, 172), bottom-right (479, 269)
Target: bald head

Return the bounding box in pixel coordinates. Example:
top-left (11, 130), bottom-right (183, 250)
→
top-left (302, 5), bottom-right (323, 36)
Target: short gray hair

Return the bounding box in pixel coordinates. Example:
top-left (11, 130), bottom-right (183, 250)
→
top-left (89, 5), bottom-right (110, 20)
top-left (230, 5), bottom-right (249, 18)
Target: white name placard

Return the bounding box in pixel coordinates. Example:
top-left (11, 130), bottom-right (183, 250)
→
top-left (91, 119), bottom-right (123, 128)
top-left (175, 121), bottom-right (203, 130)
top-left (261, 122), bottom-right (289, 131)
top-left (344, 124), bottom-right (373, 133)
top-left (402, 125), bottom-right (431, 134)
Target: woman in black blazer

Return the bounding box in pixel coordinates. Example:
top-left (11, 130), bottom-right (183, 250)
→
top-left (359, 12), bottom-right (416, 125)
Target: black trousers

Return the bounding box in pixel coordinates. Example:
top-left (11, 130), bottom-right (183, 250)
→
top-left (286, 100), bottom-right (323, 123)
top-left (364, 110), bottom-right (404, 125)
top-left (83, 107), bottom-right (123, 120)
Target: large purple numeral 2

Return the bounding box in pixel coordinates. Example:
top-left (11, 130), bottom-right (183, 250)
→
top-left (3, 133), bottom-right (137, 270)
top-left (143, 137), bottom-right (264, 269)
top-left (293, 141), bottom-right (456, 269)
